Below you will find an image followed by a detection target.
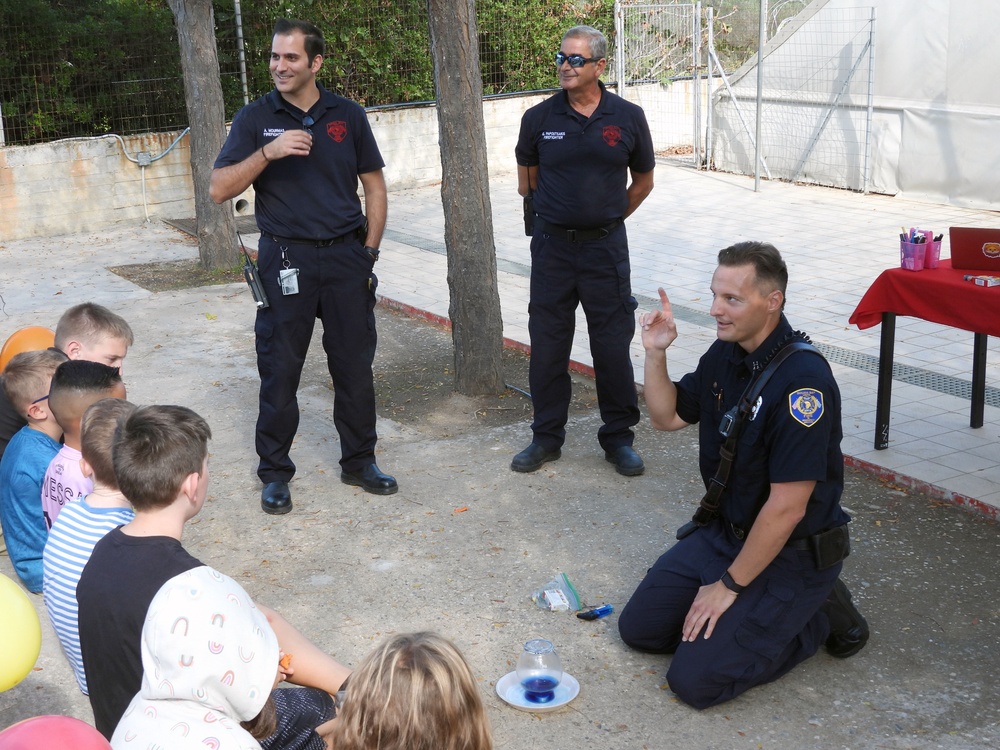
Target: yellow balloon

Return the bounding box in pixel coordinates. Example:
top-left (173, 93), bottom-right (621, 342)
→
top-left (0, 573), bottom-right (41, 692)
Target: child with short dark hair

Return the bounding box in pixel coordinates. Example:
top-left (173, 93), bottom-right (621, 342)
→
top-left (0, 302), bottom-right (133, 463)
top-left (43, 397), bottom-right (136, 694)
top-left (0, 348), bottom-right (68, 591)
top-left (41, 361), bottom-right (126, 528)
top-left (77, 405), bottom-right (349, 746)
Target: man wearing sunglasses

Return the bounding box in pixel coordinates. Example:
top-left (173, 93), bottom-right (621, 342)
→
top-left (512, 25), bottom-right (655, 477)
top-left (212, 19), bottom-right (396, 515)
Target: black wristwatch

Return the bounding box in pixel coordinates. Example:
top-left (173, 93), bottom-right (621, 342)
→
top-left (364, 246), bottom-right (380, 262)
top-left (720, 570), bottom-right (746, 595)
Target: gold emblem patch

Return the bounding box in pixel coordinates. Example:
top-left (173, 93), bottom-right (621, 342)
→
top-left (789, 388), bottom-right (823, 427)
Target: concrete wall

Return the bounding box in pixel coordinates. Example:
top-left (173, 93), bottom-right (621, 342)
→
top-left (0, 94), bottom-right (548, 242)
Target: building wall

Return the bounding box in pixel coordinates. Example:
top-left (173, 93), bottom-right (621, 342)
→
top-left (0, 94), bottom-right (548, 242)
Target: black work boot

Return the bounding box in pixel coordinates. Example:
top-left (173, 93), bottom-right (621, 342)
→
top-left (822, 578), bottom-right (870, 658)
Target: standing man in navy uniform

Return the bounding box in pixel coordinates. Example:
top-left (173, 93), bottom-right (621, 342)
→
top-left (618, 242), bottom-right (868, 708)
top-left (512, 25), bottom-right (655, 477)
top-left (211, 18), bottom-right (396, 515)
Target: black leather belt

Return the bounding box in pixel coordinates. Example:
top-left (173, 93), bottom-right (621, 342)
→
top-left (268, 227), bottom-right (364, 247)
top-left (535, 217), bottom-right (623, 242)
top-left (726, 519), bottom-right (809, 549)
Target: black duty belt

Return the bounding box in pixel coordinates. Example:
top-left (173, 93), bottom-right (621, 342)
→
top-left (534, 217), bottom-right (623, 242)
top-left (726, 519), bottom-right (810, 550)
top-left (268, 227), bottom-right (365, 247)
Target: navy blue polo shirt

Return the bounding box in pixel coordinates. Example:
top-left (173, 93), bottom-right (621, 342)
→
top-left (215, 85), bottom-right (385, 239)
top-left (675, 315), bottom-right (849, 538)
top-left (515, 81), bottom-right (655, 228)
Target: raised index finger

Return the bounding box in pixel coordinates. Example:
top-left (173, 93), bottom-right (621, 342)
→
top-left (657, 287), bottom-right (674, 318)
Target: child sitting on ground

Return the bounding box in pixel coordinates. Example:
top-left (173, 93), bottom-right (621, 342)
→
top-left (323, 631), bottom-right (492, 750)
top-left (43, 397), bottom-right (136, 695)
top-left (41, 361), bottom-right (126, 529)
top-left (0, 349), bottom-right (68, 591)
top-left (0, 302), bottom-right (133, 463)
top-left (112, 565), bottom-right (284, 750)
top-left (77, 405), bottom-right (349, 746)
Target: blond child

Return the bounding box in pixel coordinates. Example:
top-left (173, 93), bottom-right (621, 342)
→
top-left (0, 302), bottom-right (133, 462)
top-left (0, 349), bottom-right (68, 591)
top-left (323, 632), bottom-right (492, 750)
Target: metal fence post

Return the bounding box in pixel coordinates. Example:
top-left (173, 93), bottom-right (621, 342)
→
top-left (754, 0), bottom-right (768, 192)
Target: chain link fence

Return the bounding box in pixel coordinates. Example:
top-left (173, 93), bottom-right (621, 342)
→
top-left (1, 0), bottom-right (622, 146)
top-left (0, 0), bottom-right (775, 148)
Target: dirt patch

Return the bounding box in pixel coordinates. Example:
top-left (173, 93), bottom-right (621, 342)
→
top-left (108, 259), bottom-right (245, 292)
top-left (372, 307), bottom-right (600, 431)
top-left (104, 256), bottom-right (599, 430)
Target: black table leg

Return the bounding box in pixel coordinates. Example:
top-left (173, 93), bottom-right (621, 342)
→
top-left (971, 332), bottom-right (987, 428)
top-left (874, 312), bottom-right (896, 450)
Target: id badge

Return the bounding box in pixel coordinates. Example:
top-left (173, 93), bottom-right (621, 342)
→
top-left (279, 267), bottom-right (300, 296)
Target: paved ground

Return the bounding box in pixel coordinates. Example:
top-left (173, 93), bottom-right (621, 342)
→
top-left (1, 164), bottom-right (999, 748)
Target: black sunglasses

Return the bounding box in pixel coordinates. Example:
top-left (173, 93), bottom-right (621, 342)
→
top-left (555, 52), bottom-right (602, 68)
top-left (302, 115), bottom-right (314, 135)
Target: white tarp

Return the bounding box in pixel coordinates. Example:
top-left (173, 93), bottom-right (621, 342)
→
top-left (714, 0), bottom-right (1000, 210)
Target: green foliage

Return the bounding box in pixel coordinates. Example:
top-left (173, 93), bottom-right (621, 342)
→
top-left (0, 0), bottom-right (181, 145)
top-left (0, 0), bottom-right (650, 145)
top-left (477, 0), bottom-right (615, 95)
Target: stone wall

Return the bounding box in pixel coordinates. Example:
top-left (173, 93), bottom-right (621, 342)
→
top-left (0, 94), bottom-right (548, 241)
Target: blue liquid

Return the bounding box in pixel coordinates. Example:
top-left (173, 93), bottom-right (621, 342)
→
top-left (521, 676), bottom-right (559, 703)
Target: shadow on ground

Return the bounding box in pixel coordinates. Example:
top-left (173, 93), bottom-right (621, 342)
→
top-left (2, 292), bottom-right (998, 749)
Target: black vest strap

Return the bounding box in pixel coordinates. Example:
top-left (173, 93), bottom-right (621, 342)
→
top-left (689, 341), bottom-right (822, 527)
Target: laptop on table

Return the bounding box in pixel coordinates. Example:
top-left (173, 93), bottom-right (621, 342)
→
top-left (948, 227), bottom-right (1000, 271)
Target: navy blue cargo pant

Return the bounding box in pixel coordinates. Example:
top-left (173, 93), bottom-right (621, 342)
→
top-left (254, 235), bottom-right (379, 482)
top-left (618, 519), bottom-right (840, 709)
top-left (527, 224), bottom-right (640, 452)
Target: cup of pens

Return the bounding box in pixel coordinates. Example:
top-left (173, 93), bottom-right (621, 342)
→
top-left (899, 227), bottom-right (941, 272)
top-left (900, 237), bottom-right (925, 271)
top-left (924, 235), bottom-right (942, 269)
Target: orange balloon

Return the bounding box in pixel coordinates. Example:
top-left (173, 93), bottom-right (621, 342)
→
top-left (0, 715), bottom-right (111, 750)
top-left (0, 327), bottom-right (56, 373)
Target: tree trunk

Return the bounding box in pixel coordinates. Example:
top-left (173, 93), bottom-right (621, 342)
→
top-left (166, 0), bottom-right (237, 270)
top-left (426, 0), bottom-right (505, 395)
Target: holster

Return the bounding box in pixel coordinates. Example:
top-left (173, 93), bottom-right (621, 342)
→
top-left (810, 524), bottom-right (851, 569)
top-left (523, 193), bottom-right (534, 236)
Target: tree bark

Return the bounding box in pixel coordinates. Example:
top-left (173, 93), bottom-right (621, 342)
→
top-left (166, 0), bottom-right (237, 270)
top-left (426, 0), bottom-right (505, 395)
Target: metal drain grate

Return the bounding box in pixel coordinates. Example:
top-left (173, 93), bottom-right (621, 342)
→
top-left (633, 291), bottom-right (1000, 409)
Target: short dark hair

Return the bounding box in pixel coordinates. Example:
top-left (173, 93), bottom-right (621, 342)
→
top-left (273, 18), bottom-right (325, 62)
top-left (112, 405), bottom-right (212, 511)
top-left (718, 241), bottom-right (788, 308)
top-left (81, 398), bottom-right (136, 489)
top-left (48, 360), bottom-right (123, 430)
top-left (54, 303), bottom-right (134, 351)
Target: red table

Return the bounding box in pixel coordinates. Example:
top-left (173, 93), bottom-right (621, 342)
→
top-left (850, 259), bottom-right (999, 449)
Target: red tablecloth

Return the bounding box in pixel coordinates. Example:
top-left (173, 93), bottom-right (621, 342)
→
top-left (850, 259), bottom-right (1000, 337)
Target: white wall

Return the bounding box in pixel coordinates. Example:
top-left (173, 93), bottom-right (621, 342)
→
top-left (0, 94), bottom-right (548, 242)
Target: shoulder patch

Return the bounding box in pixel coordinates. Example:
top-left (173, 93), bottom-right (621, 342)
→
top-left (788, 388), bottom-right (824, 427)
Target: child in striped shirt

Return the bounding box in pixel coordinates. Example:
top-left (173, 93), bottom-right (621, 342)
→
top-left (43, 397), bottom-right (135, 694)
